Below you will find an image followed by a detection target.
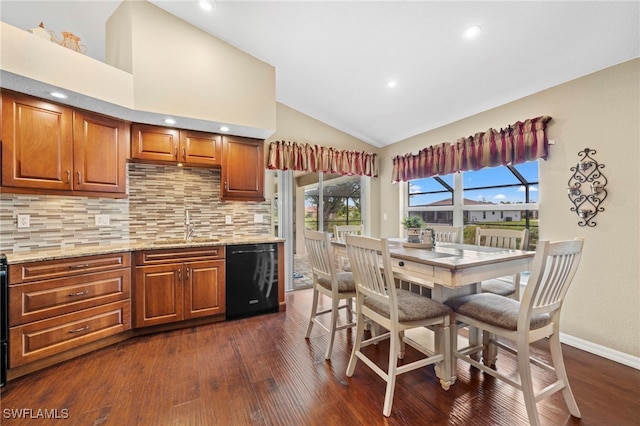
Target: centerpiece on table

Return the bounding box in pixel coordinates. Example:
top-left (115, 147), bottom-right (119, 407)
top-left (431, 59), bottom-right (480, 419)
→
top-left (401, 216), bottom-right (435, 248)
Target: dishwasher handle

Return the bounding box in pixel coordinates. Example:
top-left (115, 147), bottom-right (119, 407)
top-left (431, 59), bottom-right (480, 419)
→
top-left (229, 248), bottom-right (275, 255)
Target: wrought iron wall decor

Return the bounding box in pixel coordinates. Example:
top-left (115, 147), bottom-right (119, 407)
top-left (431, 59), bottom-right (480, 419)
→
top-left (567, 148), bottom-right (607, 227)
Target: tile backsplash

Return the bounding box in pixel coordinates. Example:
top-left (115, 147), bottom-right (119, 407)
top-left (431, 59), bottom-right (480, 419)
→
top-left (0, 163), bottom-right (272, 253)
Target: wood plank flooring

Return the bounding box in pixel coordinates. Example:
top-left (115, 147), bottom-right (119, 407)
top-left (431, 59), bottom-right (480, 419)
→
top-left (1, 288), bottom-right (639, 425)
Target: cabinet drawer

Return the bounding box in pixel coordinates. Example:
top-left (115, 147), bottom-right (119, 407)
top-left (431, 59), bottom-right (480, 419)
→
top-left (9, 300), bottom-right (131, 368)
top-left (135, 247), bottom-right (224, 265)
top-left (9, 269), bottom-right (131, 326)
top-left (10, 253), bottom-right (131, 284)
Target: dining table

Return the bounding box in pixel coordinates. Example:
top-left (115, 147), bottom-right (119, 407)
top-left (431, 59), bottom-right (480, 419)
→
top-left (331, 237), bottom-right (535, 386)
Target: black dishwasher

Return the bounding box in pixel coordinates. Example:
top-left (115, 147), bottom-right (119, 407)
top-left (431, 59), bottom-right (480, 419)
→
top-left (226, 243), bottom-right (279, 320)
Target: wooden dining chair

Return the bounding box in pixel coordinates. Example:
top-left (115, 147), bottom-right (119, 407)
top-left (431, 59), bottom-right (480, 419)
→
top-left (475, 227), bottom-right (530, 299)
top-left (345, 235), bottom-right (452, 417)
top-left (334, 224), bottom-right (364, 271)
top-left (304, 230), bottom-right (357, 360)
top-left (429, 225), bottom-right (462, 243)
top-left (446, 238), bottom-right (585, 426)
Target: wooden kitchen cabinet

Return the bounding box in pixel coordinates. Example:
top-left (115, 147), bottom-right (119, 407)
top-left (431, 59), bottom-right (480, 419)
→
top-left (8, 253), bottom-right (132, 368)
top-left (1, 91), bottom-right (128, 196)
top-left (133, 247), bottom-right (225, 328)
top-left (221, 135), bottom-right (265, 201)
top-left (131, 124), bottom-right (221, 167)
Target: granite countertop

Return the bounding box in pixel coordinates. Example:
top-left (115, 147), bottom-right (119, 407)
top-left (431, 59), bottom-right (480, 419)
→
top-left (4, 236), bottom-right (285, 264)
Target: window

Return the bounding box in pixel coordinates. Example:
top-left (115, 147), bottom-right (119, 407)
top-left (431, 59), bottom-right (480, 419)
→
top-left (407, 161), bottom-right (539, 247)
top-left (305, 175), bottom-right (361, 232)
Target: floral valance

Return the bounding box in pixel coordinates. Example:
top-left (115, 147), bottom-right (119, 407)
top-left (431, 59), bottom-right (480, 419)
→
top-left (391, 116), bottom-right (552, 182)
top-left (267, 141), bottom-right (379, 177)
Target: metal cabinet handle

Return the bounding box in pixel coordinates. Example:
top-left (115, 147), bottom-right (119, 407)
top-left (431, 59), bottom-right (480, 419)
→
top-left (182, 147), bottom-right (186, 161)
top-left (69, 325), bottom-right (89, 334)
top-left (77, 171), bottom-right (82, 185)
top-left (66, 170), bottom-right (71, 184)
top-left (68, 264), bottom-right (90, 269)
top-left (69, 290), bottom-right (89, 297)
top-left (175, 146), bottom-right (178, 159)
top-left (177, 269), bottom-right (182, 281)
top-left (185, 267), bottom-right (190, 280)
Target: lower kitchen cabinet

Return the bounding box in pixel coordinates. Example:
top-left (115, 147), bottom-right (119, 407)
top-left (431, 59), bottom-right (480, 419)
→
top-left (8, 253), bottom-right (132, 368)
top-left (133, 247), bottom-right (225, 328)
top-left (9, 301), bottom-right (131, 368)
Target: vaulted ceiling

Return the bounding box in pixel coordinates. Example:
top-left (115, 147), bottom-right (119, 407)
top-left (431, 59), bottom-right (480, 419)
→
top-left (2, 1), bottom-right (638, 147)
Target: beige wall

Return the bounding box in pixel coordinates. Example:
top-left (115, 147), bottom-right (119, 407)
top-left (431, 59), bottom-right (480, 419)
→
top-left (379, 59), bottom-right (640, 358)
top-left (106, 0), bottom-right (276, 136)
top-left (268, 103), bottom-right (381, 253)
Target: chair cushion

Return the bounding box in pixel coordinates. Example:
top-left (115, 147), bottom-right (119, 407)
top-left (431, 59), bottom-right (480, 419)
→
top-left (445, 293), bottom-right (550, 331)
top-left (481, 279), bottom-right (516, 297)
top-left (364, 288), bottom-right (450, 322)
top-left (317, 272), bottom-right (356, 292)
top-left (342, 263), bottom-right (352, 272)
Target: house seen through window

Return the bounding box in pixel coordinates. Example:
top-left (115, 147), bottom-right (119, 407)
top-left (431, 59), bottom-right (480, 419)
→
top-left (407, 161), bottom-right (539, 248)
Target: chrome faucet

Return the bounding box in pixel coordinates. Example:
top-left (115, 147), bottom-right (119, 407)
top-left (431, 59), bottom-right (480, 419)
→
top-left (184, 209), bottom-right (195, 240)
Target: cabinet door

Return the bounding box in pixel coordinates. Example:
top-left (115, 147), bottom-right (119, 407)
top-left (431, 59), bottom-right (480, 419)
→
top-left (73, 111), bottom-right (128, 193)
top-left (221, 136), bottom-right (265, 201)
top-left (9, 300), bottom-right (131, 368)
top-left (1, 92), bottom-right (73, 190)
top-left (131, 124), bottom-right (179, 163)
top-left (180, 130), bottom-right (221, 166)
top-left (134, 264), bottom-right (183, 328)
top-left (184, 260), bottom-right (225, 319)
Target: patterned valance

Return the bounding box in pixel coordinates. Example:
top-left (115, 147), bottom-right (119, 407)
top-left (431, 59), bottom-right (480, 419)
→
top-left (391, 116), bottom-right (552, 182)
top-left (267, 141), bottom-right (379, 177)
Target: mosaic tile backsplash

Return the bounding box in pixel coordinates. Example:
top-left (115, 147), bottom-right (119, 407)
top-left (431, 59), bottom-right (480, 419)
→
top-left (0, 163), bottom-right (272, 253)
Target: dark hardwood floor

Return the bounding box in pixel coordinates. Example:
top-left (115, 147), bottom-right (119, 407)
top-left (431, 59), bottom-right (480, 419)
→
top-left (1, 288), bottom-right (638, 425)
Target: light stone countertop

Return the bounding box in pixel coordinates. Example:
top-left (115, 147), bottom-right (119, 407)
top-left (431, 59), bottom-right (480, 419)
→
top-left (4, 236), bottom-right (285, 264)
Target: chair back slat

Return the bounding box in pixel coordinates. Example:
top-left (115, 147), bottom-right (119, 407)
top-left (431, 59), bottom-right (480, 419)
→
top-left (521, 238), bottom-right (584, 323)
top-left (304, 230), bottom-right (337, 289)
top-left (429, 225), bottom-right (463, 243)
top-left (475, 227), bottom-right (529, 250)
top-left (346, 235), bottom-right (396, 310)
top-left (335, 224), bottom-right (364, 240)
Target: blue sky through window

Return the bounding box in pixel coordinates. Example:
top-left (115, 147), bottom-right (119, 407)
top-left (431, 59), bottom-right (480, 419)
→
top-left (409, 161), bottom-right (539, 206)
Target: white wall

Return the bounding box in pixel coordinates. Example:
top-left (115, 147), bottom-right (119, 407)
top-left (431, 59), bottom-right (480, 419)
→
top-left (380, 59), bottom-right (640, 360)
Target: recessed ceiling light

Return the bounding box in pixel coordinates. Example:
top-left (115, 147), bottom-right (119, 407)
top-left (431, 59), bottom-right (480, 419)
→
top-left (164, 118), bottom-right (176, 124)
top-left (464, 25), bottom-right (482, 39)
top-left (49, 91), bottom-right (68, 99)
top-left (199, 0), bottom-right (216, 11)
top-left (387, 81), bottom-right (397, 88)
top-left (219, 126), bottom-right (230, 132)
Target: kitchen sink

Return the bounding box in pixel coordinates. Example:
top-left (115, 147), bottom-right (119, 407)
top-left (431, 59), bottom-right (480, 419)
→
top-left (152, 237), bottom-right (220, 245)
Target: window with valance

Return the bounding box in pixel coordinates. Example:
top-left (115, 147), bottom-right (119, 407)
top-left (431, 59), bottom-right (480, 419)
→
top-left (392, 116), bottom-right (552, 182)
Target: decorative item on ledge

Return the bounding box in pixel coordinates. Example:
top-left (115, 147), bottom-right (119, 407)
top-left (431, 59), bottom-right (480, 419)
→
top-left (567, 148), bottom-right (607, 227)
top-left (401, 216), bottom-right (435, 248)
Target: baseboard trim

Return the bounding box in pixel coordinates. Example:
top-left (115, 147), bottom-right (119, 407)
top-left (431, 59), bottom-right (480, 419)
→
top-left (560, 332), bottom-right (640, 370)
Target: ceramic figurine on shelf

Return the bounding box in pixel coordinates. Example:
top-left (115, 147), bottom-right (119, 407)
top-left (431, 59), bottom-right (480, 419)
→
top-left (28, 22), bottom-right (52, 41)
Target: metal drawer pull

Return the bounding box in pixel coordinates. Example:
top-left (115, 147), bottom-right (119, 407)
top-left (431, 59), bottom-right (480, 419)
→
top-left (68, 264), bottom-right (90, 269)
top-left (69, 325), bottom-right (89, 334)
top-left (68, 290), bottom-right (89, 297)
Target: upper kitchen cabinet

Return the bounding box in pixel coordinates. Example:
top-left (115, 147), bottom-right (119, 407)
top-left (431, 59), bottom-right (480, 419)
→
top-left (1, 91), bottom-right (128, 197)
top-left (221, 136), bottom-right (265, 202)
top-left (131, 124), bottom-right (221, 167)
